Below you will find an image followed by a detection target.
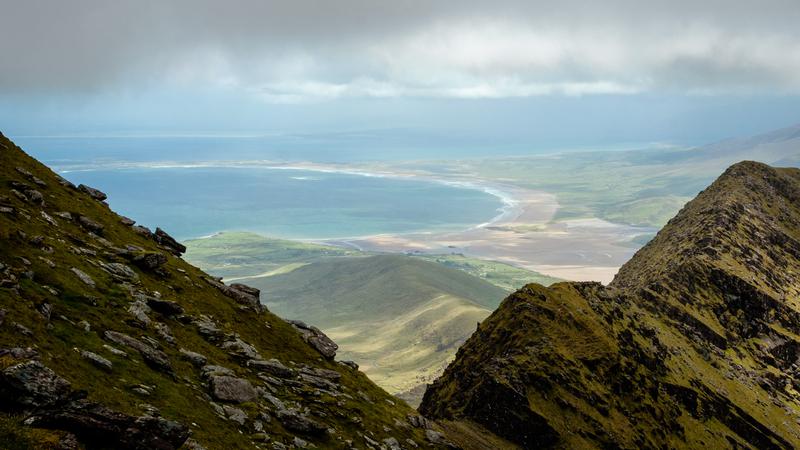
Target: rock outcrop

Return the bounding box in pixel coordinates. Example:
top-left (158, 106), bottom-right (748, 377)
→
top-left (154, 227), bottom-right (187, 256)
top-left (289, 320), bottom-right (338, 359)
top-left (77, 184), bottom-right (107, 201)
top-left (204, 278), bottom-right (264, 313)
top-left (1, 357), bottom-right (188, 449)
top-left (0, 360), bottom-right (72, 408)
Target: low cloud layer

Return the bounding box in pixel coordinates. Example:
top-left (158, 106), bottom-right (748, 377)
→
top-left (3, 0), bottom-right (800, 100)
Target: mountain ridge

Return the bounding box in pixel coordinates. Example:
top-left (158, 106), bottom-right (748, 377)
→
top-left (420, 160), bottom-right (800, 449)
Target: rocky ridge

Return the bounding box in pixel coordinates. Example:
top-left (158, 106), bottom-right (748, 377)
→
top-left (420, 161), bottom-right (800, 449)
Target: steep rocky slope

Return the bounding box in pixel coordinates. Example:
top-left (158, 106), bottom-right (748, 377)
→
top-left (420, 161), bottom-right (800, 449)
top-left (0, 132), bottom-right (454, 449)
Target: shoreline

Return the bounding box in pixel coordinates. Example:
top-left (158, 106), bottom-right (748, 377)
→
top-left (58, 159), bottom-right (527, 236)
top-left (63, 159), bottom-right (650, 284)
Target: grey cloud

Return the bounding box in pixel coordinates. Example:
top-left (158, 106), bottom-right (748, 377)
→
top-left (2, 0), bottom-right (800, 96)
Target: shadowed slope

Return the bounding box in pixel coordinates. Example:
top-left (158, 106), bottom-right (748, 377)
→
top-left (421, 161), bottom-right (800, 449)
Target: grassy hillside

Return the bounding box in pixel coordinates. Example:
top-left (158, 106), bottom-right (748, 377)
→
top-left (421, 162), bottom-right (800, 449)
top-left (213, 251), bottom-right (508, 406)
top-left (185, 232), bottom-right (557, 405)
top-left (256, 254), bottom-right (506, 322)
top-left (0, 133), bottom-right (451, 449)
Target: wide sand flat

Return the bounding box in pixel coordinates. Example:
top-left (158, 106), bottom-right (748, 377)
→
top-left (317, 178), bottom-right (652, 285)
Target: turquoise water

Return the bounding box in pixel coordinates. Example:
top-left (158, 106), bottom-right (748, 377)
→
top-left (62, 167), bottom-right (503, 240)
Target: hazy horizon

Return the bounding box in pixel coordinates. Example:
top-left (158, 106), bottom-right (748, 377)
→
top-left (3, 1), bottom-right (800, 159)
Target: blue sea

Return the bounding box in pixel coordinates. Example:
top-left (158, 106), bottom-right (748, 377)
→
top-left (61, 166), bottom-right (503, 241)
top-left (10, 134), bottom-right (663, 241)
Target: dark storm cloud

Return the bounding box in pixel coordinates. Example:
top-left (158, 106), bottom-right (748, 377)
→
top-left (2, 0), bottom-right (800, 98)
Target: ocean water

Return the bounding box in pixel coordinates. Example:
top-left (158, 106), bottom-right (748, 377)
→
top-left (62, 167), bottom-right (504, 240)
top-left (12, 135), bottom-right (662, 166)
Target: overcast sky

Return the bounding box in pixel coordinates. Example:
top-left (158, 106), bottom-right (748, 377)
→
top-left (2, 0), bottom-right (800, 147)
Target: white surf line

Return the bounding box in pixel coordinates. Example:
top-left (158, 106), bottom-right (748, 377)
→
top-left (432, 180), bottom-right (522, 229)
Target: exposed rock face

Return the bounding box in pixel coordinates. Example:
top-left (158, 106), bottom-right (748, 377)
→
top-left (127, 298), bottom-right (153, 328)
top-left (179, 349), bottom-right (208, 367)
top-left (0, 360), bottom-right (72, 408)
top-left (288, 320), bottom-right (338, 360)
top-left (276, 409), bottom-right (326, 435)
top-left (1, 359), bottom-right (187, 450)
top-left (146, 298), bottom-right (184, 316)
top-left (104, 331), bottom-right (172, 373)
top-left (228, 283), bottom-right (260, 298)
top-left (248, 359), bottom-right (294, 378)
top-left (193, 315), bottom-right (223, 341)
top-left (77, 184), bottom-right (107, 201)
top-left (132, 252), bottom-right (168, 271)
top-left (79, 350), bottom-right (113, 371)
top-left (221, 336), bottom-right (261, 360)
top-left (421, 162), bottom-right (800, 449)
top-left (204, 278), bottom-right (263, 313)
top-left (77, 215), bottom-right (104, 234)
top-left (201, 365), bottom-right (234, 379)
top-left (132, 225), bottom-right (154, 238)
top-left (154, 228), bottom-right (186, 256)
top-left (209, 375), bottom-right (257, 403)
top-left (70, 267), bottom-right (95, 288)
top-left (28, 401), bottom-right (189, 450)
top-left (100, 262), bottom-right (139, 283)
top-left (24, 188), bottom-right (44, 204)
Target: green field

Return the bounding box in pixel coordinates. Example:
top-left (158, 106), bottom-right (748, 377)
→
top-left (412, 253), bottom-right (561, 292)
top-left (185, 231), bottom-right (558, 293)
top-left (183, 231), bottom-right (358, 279)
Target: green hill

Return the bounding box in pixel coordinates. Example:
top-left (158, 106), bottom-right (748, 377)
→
top-left (256, 254), bottom-right (505, 324)
top-left (229, 253), bottom-right (508, 405)
top-left (420, 161), bottom-right (800, 449)
top-left (0, 132), bottom-right (453, 449)
top-left (184, 232), bottom-right (556, 406)
top-left (184, 231), bottom-right (559, 293)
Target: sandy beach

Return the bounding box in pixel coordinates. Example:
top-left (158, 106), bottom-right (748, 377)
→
top-left (297, 165), bottom-right (655, 285)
